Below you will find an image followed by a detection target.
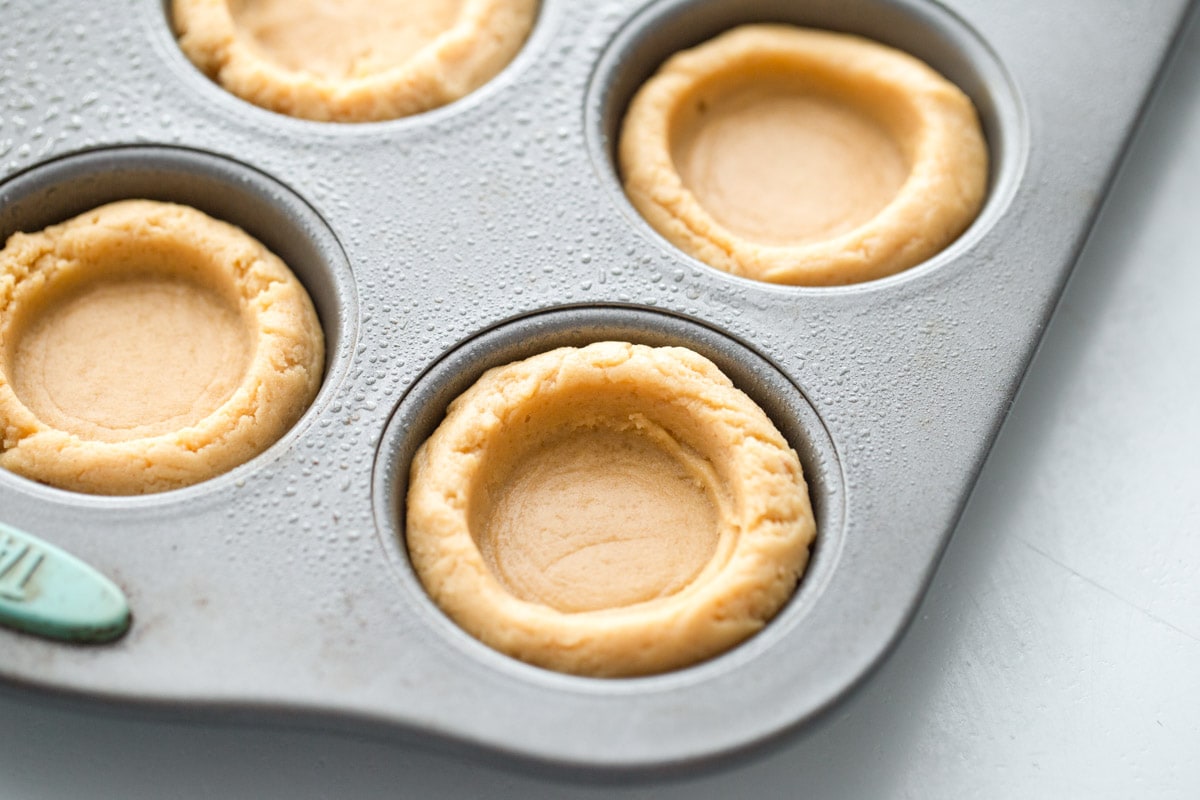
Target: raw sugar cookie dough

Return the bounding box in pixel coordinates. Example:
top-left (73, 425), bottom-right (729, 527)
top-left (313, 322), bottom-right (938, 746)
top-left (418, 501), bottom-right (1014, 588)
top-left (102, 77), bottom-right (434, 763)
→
top-left (619, 24), bottom-right (989, 286)
top-left (406, 342), bottom-right (816, 677)
top-left (172, 0), bottom-right (538, 122)
top-left (0, 200), bottom-right (324, 495)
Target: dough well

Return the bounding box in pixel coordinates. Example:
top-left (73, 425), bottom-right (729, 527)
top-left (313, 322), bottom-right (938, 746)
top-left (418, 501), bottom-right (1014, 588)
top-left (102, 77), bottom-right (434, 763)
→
top-left (10, 276), bottom-right (249, 443)
top-left (474, 412), bottom-right (721, 614)
top-left (671, 78), bottom-right (909, 246)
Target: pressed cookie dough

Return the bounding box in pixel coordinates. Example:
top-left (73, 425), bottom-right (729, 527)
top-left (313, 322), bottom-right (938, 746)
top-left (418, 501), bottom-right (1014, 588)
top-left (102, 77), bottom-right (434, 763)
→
top-left (0, 200), bottom-right (324, 495)
top-left (619, 24), bottom-right (989, 285)
top-left (172, 0), bottom-right (538, 122)
top-left (406, 342), bottom-right (816, 677)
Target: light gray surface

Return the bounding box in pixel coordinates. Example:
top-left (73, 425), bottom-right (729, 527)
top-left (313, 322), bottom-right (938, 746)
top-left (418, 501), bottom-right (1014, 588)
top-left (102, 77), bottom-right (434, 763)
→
top-left (2, 5), bottom-right (1199, 800)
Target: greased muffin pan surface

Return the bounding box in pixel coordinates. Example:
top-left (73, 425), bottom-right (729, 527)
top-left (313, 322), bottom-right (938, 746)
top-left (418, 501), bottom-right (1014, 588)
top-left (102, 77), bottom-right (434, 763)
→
top-left (0, 0), bottom-right (1192, 777)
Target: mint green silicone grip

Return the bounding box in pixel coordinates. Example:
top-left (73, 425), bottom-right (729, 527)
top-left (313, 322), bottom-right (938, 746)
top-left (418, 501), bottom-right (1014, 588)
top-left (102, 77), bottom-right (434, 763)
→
top-left (0, 522), bottom-right (130, 644)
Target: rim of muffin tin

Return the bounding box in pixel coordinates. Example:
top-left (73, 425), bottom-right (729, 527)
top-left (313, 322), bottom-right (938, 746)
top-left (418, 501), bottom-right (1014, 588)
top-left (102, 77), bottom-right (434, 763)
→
top-left (372, 305), bottom-right (847, 689)
top-left (149, 0), bottom-right (562, 131)
top-left (585, 0), bottom-right (1028, 293)
top-left (0, 144), bottom-right (359, 507)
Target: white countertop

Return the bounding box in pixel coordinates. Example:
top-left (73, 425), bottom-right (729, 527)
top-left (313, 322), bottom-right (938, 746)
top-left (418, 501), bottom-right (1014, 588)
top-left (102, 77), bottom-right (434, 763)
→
top-left (2, 11), bottom-right (1199, 800)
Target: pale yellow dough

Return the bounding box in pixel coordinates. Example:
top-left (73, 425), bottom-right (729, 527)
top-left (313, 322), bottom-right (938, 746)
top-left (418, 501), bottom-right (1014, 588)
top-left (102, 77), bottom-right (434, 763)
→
top-left (619, 25), bottom-right (989, 286)
top-left (406, 342), bottom-right (816, 677)
top-left (172, 0), bottom-right (538, 122)
top-left (0, 200), bottom-right (324, 495)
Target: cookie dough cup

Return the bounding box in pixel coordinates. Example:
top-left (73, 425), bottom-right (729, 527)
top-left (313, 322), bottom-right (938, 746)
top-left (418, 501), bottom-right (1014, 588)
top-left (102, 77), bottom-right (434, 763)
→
top-left (406, 342), bottom-right (815, 677)
top-left (0, 200), bottom-right (324, 495)
top-left (619, 24), bottom-right (989, 286)
top-left (172, 0), bottom-right (538, 122)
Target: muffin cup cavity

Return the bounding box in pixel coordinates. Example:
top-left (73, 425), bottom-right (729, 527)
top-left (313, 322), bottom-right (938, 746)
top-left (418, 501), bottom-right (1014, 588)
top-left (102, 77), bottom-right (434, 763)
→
top-left (169, 0), bottom-right (541, 122)
top-left (587, 0), bottom-right (1025, 288)
top-left (374, 307), bottom-right (845, 680)
top-left (0, 146), bottom-right (357, 497)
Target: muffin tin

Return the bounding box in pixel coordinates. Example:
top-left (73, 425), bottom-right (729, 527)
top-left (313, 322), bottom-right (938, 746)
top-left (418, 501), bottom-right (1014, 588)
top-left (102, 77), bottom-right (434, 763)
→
top-left (0, 0), bottom-right (1192, 779)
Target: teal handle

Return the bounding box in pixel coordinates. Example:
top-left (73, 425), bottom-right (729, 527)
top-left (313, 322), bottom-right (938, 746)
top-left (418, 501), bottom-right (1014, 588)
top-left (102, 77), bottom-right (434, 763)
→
top-left (0, 522), bottom-right (130, 644)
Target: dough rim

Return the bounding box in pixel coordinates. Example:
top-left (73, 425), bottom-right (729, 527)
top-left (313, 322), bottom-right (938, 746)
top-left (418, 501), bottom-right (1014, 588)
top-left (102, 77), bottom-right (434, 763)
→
top-left (0, 199), bottom-right (325, 495)
top-left (171, 0), bottom-right (539, 122)
top-left (618, 24), bottom-right (990, 286)
top-left (405, 342), bottom-right (816, 677)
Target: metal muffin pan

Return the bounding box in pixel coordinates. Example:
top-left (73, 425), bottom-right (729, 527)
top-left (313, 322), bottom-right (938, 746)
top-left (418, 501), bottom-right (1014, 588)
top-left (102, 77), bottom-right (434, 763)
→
top-left (0, 0), bottom-right (1192, 779)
